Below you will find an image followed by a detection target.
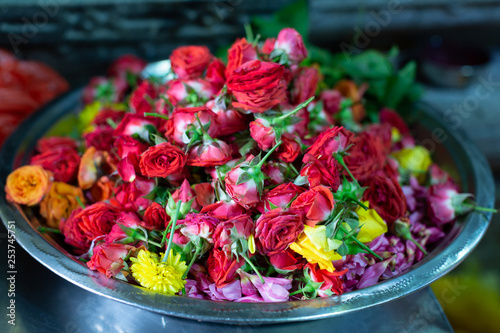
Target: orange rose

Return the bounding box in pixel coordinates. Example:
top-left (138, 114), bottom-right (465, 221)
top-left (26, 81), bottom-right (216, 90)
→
top-left (40, 182), bottom-right (85, 228)
top-left (5, 165), bottom-right (52, 206)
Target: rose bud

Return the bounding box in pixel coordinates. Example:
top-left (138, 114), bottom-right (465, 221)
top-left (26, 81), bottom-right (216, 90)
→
top-left (92, 108), bottom-right (125, 128)
top-left (292, 67), bottom-right (318, 105)
top-left (36, 136), bottom-right (77, 153)
top-left (82, 76), bottom-right (127, 104)
top-left (165, 78), bottom-right (217, 107)
top-left (180, 213), bottom-right (220, 253)
top-left (113, 113), bottom-right (162, 142)
top-left (255, 208), bottom-right (305, 256)
top-left (260, 37), bottom-right (276, 55)
top-left (263, 160), bottom-right (296, 186)
top-left (304, 263), bottom-right (346, 297)
top-left (319, 89), bottom-right (342, 124)
top-left (249, 117), bottom-right (276, 151)
top-left (5, 165), bottom-right (52, 206)
top-left (275, 133), bottom-right (301, 163)
top-left (187, 139), bottom-right (232, 167)
top-left (206, 100), bottom-right (250, 137)
top-left (427, 183), bottom-right (473, 225)
top-left (274, 28), bottom-right (308, 64)
top-left (166, 179), bottom-right (200, 219)
top-left (362, 175), bottom-right (407, 227)
top-left (129, 80), bottom-right (158, 114)
top-left (263, 182), bottom-right (305, 211)
top-left (300, 154), bottom-right (341, 191)
top-left (334, 79), bottom-right (367, 122)
top-left (428, 164), bottom-right (453, 185)
top-left (225, 38), bottom-right (258, 78)
top-left (237, 269), bottom-right (292, 302)
top-left (194, 183), bottom-right (215, 207)
top-left (143, 202), bottom-right (170, 230)
top-left (207, 247), bottom-right (244, 288)
top-left (117, 153), bottom-right (140, 183)
top-left (227, 60), bottom-right (287, 113)
top-left (114, 177), bottom-right (155, 212)
top-left (343, 131), bottom-right (386, 182)
top-left (201, 184), bottom-right (247, 221)
top-left (213, 214), bottom-right (254, 258)
top-left (30, 146), bottom-right (80, 183)
top-left (87, 242), bottom-right (131, 278)
top-left (163, 106), bottom-right (219, 146)
top-left (306, 126), bottom-right (355, 161)
top-left (170, 45), bottom-right (213, 80)
top-left (108, 54), bottom-right (146, 78)
top-left (114, 135), bottom-right (148, 159)
top-left (205, 58), bottom-right (226, 93)
top-left (269, 248), bottom-right (306, 273)
top-left (291, 185), bottom-right (335, 227)
top-left (139, 142), bottom-right (187, 178)
top-left (40, 182), bottom-right (85, 228)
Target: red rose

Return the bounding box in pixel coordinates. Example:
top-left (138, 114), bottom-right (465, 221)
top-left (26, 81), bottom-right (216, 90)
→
top-left (306, 126), bottom-right (354, 160)
top-left (362, 175), bottom-right (407, 226)
top-left (227, 60), bottom-right (287, 113)
top-left (187, 139), bottom-right (232, 167)
top-left (300, 154), bottom-right (340, 191)
top-left (275, 28), bottom-right (308, 64)
top-left (129, 80), bottom-right (158, 114)
top-left (291, 185), bottom-right (335, 227)
top-left (114, 177), bottom-right (155, 211)
top-left (59, 207), bottom-right (88, 251)
top-left (343, 132), bottom-right (386, 182)
top-left (225, 38), bottom-right (258, 78)
top-left (319, 89), bottom-right (342, 124)
top-left (84, 127), bottom-right (114, 152)
top-left (365, 123), bottom-right (392, 155)
top-left (205, 58), bottom-right (226, 92)
top-left (87, 243), bottom-right (130, 277)
top-left (30, 147), bottom-right (80, 183)
top-left (107, 54), bottom-right (147, 79)
top-left (170, 45), bottom-right (213, 80)
top-left (269, 248), bottom-right (305, 272)
top-left (379, 107), bottom-right (410, 136)
top-left (201, 200), bottom-right (246, 221)
top-left (114, 135), bottom-right (148, 159)
top-left (143, 202), bottom-right (169, 229)
top-left (213, 214), bottom-right (254, 257)
top-left (92, 108), bottom-right (124, 127)
top-left (180, 213), bottom-right (220, 244)
top-left (77, 202), bottom-right (120, 242)
top-left (36, 136), bottom-right (77, 153)
top-left (207, 247), bottom-right (244, 288)
top-left (292, 67), bottom-right (318, 105)
top-left (165, 79), bottom-right (217, 107)
top-left (113, 113), bottom-right (162, 141)
top-left (275, 133), bottom-right (301, 163)
top-left (255, 208), bottom-right (304, 256)
top-left (306, 263), bottom-right (346, 297)
top-left (206, 100), bottom-right (250, 137)
top-left (139, 142), bottom-right (187, 178)
top-left (263, 182), bottom-right (306, 211)
top-left (249, 118), bottom-right (276, 151)
top-left (163, 106), bottom-right (219, 146)
top-left (224, 162), bottom-right (261, 210)
top-left (260, 38), bottom-right (276, 55)
top-left (193, 183), bottom-right (215, 207)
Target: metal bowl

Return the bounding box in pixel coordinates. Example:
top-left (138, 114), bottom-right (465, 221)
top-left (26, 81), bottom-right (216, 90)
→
top-left (0, 86), bottom-right (494, 324)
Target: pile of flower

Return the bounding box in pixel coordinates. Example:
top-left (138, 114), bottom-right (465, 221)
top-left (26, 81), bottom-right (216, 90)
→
top-left (5, 28), bottom-right (494, 302)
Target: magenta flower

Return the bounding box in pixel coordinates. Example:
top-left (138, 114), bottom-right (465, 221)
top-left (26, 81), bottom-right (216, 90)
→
top-left (237, 269), bottom-right (292, 302)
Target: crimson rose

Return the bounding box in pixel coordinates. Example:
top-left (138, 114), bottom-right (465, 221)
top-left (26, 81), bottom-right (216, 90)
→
top-left (139, 142), bottom-right (187, 178)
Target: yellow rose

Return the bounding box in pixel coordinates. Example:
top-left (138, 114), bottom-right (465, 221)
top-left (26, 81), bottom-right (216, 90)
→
top-left (392, 146), bottom-right (432, 182)
top-left (5, 165), bottom-right (52, 206)
top-left (40, 182), bottom-right (85, 228)
top-left (290, 225), bottom-right (342, 272)
top-left (354, 202), bottom-right (387, 243)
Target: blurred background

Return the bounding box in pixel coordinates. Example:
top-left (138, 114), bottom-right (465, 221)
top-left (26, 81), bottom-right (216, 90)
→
top-left (1, 0), bottom-right (500, 332)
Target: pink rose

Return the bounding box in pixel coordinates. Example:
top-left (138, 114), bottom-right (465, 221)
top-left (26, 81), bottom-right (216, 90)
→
top-left (274, 28), bottom-right (308, 64)
top-left (87, 243), bottom-right (131, 277)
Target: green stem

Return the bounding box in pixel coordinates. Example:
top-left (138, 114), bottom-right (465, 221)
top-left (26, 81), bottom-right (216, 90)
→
top-left (161, 203), bottom-right (181, 262)
top-left (37, 226), bottom-right (62, 234)
top-left (106, 118), bottom-right (118, 129)
top-left (335, 155), bottom-right (360, 187)
top-left (75, 196), bottom-right (86, 209)
top-left (182, 246), bottom-right (201, 279)
top-left (244, 23), bottom-right (254, 43)
top-left (144, 112), bottom-right (169, 120)
top-left (195, 114), bottom-right (211, 141)
top-left (242, 254), bottom-right (265, 284)
top-left (256, 140), bottom-right (283, 170)
top-left (409, 238), bottom-right (428, 256)
top-left (463, 203), bottom-right (497, 213)
top-left (338, 225), bottom-right (383, 260)
top-left (273, 97), bottom-right (315, 123)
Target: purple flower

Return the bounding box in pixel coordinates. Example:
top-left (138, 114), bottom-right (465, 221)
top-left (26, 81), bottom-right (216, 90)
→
top-left (357, 256), bottom-right (394, 289)
top-left (237, 270), bottom-right (292, 302)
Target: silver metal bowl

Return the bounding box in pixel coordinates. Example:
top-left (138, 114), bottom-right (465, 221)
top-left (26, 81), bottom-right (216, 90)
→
top-left (0, 86), bottom-right (494, 324)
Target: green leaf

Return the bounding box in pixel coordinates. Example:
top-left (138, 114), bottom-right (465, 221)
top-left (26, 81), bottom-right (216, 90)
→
top-left (151, 133), bottom-right (167, 145)
top-left (325, 223), bottom-right (335, 239)
top-left (384, 61), bottom-right (417, 109)
top-left (337, 242), bottom-right (349, 256)
top-left (236, 172), bottom-right (252, 185)
top-left (344, 218), bottom-right (360, 231)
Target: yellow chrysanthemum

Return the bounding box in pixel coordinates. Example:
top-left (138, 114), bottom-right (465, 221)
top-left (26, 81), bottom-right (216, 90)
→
top-left (130, 250), bottom-right (187, 295)
top-left (392, 145), bottom-right (432, 182)
top-left (353, 202), bottom-right (387, 244)
top-left (290, 225), bottom-right (342, 273)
